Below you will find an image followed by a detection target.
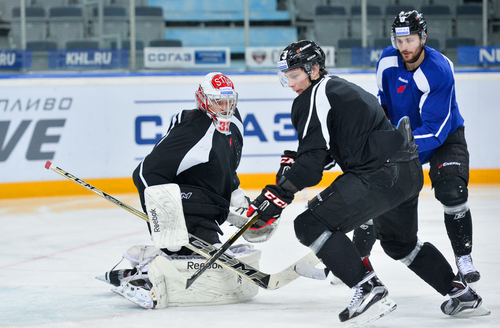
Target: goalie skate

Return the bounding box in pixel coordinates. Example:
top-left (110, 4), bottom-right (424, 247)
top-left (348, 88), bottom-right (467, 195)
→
top-left (112, 279), bottom-right (157, 309)
top-left (339, 271), bottom-right (397, 328)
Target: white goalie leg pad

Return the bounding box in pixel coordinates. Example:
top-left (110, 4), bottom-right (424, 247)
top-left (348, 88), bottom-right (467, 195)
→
top-left (145, 184), bottom-right (188, 251)
top-left (152, 244), bottom-right (261, 307)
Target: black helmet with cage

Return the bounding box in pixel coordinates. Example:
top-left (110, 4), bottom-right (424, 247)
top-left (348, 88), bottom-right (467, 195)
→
top-left (391, 10), bottom-right (427, 49)
top-left (277, 40), bottom-right (326, 87)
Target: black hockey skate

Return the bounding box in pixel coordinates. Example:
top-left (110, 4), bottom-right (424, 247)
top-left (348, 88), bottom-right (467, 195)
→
top-left (456, 254), bottom-right (480, 283)
top-left (441, 273), bottom-right (490, 317)
top-left (339, 271), bottom-right (397, 327)
top-left (96, 268), bottom-right (138, 287)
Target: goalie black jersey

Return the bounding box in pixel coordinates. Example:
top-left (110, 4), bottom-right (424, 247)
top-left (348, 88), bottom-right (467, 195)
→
top-left (133, 108), bottom-right (244, 220)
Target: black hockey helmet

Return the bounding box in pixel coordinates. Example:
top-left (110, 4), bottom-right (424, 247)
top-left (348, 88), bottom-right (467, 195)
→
top-left (391, 10), bottom-right (427, 49)
top-left (277, 40), bottom-right (326, 87)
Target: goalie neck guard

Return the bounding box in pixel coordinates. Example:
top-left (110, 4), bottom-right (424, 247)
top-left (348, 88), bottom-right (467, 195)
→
top-left (195, 72), bottom-right (238, 134)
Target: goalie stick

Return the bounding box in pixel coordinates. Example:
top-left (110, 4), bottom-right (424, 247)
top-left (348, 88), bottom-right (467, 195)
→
top-left (44, 161), bottom-right (320, 290)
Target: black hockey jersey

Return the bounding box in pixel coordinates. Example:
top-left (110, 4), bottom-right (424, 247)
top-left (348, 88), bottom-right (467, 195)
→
top-left (285, 75), bottom-right (403, 190)
top-left (133, 108), bottom-right (243, 225)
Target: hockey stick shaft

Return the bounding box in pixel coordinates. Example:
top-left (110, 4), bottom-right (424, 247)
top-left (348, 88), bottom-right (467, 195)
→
top-left (44, 161), bottom-right (320, 290)
top-left (44, 161), bottom-right (150, 222)
top-left (185, 212), bottom-right (260, 289)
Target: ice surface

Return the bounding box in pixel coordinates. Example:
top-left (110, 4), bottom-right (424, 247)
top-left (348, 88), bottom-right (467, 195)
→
top-left (1, 186), bottom-right (498, 327)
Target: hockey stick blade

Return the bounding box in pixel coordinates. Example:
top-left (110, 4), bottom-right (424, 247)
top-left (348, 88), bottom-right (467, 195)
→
top-left (44, 161), bottom-right (321, 290)
top-left (294, 263), bottom-right (329, 280)
top-left (185, 212), bottom-right (261, 289)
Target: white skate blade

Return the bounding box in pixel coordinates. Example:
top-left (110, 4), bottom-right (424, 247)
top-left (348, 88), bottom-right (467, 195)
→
top-left (111, 286), bottom-right (154, 309)
top-left (344, 297), bottom-right (397, 328)
top-left (451, 304), bottom-right (491, 318)
top-left (294, 263), bottom-right (328, 280)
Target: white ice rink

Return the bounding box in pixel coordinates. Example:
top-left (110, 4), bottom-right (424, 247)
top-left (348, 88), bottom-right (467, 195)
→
top-left (1, 186), bottom-right (498, 328)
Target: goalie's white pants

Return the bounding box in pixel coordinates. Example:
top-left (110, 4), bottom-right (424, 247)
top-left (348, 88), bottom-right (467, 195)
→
top-left (126, 244), bottom-right (261, 308)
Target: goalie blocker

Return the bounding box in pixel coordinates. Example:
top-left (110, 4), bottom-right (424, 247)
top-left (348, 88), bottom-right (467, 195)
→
top-left (111, 244), bottom-right (260, 308)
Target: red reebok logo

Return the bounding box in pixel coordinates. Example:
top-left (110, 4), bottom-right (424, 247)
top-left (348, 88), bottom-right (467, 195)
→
top-left (397, 86), bottom-right (406, 93)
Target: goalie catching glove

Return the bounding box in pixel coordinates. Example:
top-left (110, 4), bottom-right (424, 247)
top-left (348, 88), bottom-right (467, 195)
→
top-left (244, 184), bottom-right (294, 242)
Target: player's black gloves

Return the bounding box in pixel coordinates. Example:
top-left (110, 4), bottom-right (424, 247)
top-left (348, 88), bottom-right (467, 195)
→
top-left (246, 185), bottom-right (294, 230)
top-left (276, 150), bottom-right (297, 183)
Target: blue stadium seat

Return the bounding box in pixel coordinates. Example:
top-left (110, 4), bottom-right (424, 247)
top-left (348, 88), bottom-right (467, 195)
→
top-left (148, 0), bottom-right (289, 23)
top-left (163, 27), bottom-right (297, 53)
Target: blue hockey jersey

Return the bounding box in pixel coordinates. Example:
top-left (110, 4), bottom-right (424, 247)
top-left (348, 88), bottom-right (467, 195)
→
top-left (376, 46), bottom-right (465, 164)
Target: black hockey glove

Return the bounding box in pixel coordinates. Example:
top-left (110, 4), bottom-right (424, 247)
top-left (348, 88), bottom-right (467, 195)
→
top-left (246, 185), bottom-right (294, 230)
top-left (276, 150), bottom-right (297, 183)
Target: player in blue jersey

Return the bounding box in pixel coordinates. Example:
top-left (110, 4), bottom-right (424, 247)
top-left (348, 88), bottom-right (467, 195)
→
top-left (352, 10), bottom-right (480, 284)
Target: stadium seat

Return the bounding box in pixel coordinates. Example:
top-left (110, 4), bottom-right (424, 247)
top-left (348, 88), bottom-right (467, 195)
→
top-left (420, 5), bottom-right (453, 49)
top-left (445, 38), bottom-right (476, 66)
top-left (1, 0), bottom-right (29, 22)
top-left (65, 40), bottom-right (99, 50)
top-left (336, 38), bottom-right (361, 68)
top-left (27, 40), bottom-right (57, 51)
top-left (456, 4), bottom-right (484, 45)
top-left (110, 40), bottom-right (144, 50)
top-left (374, 38), bottom-right (391, 49)
top-left (90, 6), bottom-right (128, 48)
top-left (149, 39), bottom-right (182, 47)
top-left (350, 5), bottom-right (384, 44)
top-left (313, 5), bottom-right (348, 48)
top-left (48, 7), bottom-right (85, 49)
top-left (163, 27), bottom-right (297, 54)
top-left (134, 6), bottom-right (165, 48)
top-left (10, 7), bottom-right (47, 48)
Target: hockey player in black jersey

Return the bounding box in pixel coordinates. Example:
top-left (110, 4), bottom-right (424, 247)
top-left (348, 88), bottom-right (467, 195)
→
top-left (132, 72), bottom-right (244, 251)
top-left (246, 40), bottom-right (488, 326)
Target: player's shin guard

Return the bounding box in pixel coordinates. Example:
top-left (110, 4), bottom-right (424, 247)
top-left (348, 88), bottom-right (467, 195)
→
top-left (405, 242), bottom-right (456, 296)
top-left (444, 207), bottom-right (473, 255)
top-left (353, 220), bottom-right (376, 258)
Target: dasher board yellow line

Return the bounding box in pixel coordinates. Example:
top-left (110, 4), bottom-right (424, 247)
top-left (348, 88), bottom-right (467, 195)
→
top-left (2, 169), bottom-right (500, 199)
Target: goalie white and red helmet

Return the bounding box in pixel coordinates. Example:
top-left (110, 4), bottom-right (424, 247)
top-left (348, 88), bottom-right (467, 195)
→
top-left (195, 72), bottom-right (238, 134)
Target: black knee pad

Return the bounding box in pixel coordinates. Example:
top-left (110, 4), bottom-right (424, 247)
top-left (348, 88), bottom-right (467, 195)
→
top-left (294, 210), bottom-right (327, 247)
top-left (380, 238), bottom-right (418, 261)
top-left (434, 175), bottom-right (468, 207)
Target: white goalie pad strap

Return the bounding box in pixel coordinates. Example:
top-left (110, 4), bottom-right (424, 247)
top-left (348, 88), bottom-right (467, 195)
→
top-left (242, 217), bottom-right (281, 243)
top-left (149, 244), bottom-right (261, 307)
top-left (124, 245), bottom-right (164, 269)
top-left (145, 184), bottom-right (189, 251)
